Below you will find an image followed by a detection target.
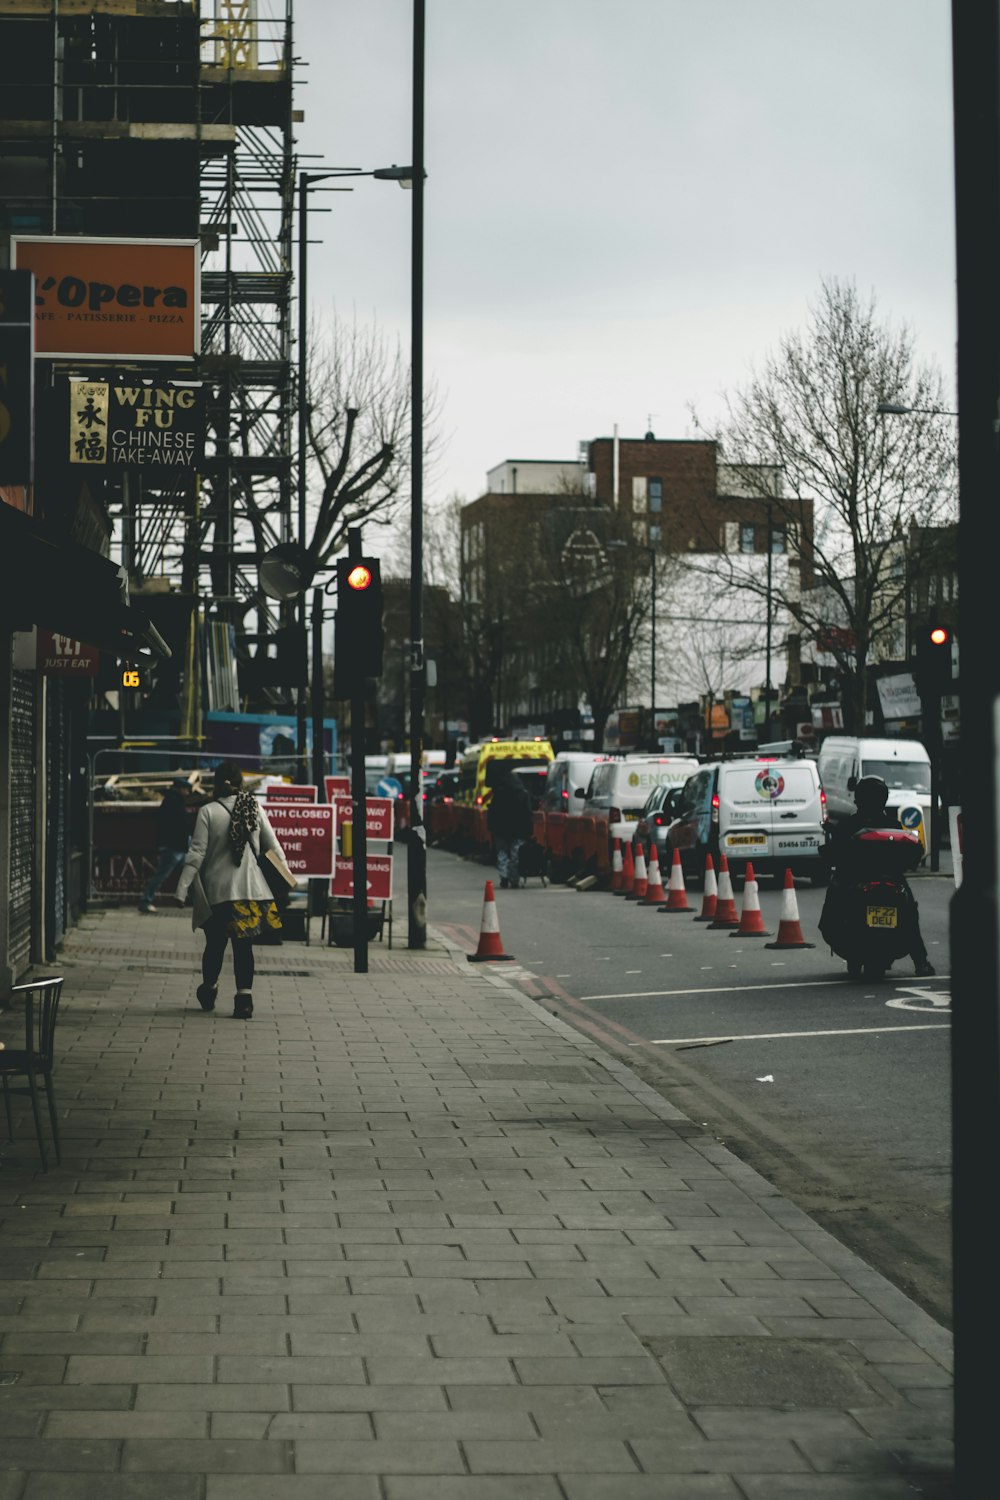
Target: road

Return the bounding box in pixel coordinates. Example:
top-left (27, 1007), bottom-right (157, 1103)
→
top-left (428, 846), bottom-right (953, 1326)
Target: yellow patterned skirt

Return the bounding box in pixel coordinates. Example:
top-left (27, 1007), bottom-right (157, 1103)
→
top-left (223, 899), bottom-right (282, 941)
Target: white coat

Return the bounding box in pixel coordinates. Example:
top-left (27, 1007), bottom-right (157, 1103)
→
top-left (176, 796), bottom-right (284, 908)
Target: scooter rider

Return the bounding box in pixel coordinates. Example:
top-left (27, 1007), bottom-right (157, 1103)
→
top-left (821, 774), bottom-right (935, 977)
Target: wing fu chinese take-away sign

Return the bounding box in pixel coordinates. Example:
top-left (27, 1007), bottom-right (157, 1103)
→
top-left (263, 803), bottom-right (335, 878)
top-left (68, 379), bottom-right (204, 471)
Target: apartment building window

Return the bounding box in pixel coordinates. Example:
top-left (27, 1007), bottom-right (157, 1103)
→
top-left (649, 477), bottom-right (662, 513)
top-left (632, 476), bottom-right (647, 512)
top-left (739, 523), bottom-right (756, 553)
top-left (770, 524), bottom-right (787, 554)
top-left (649, 524), bottom-right (661, 542)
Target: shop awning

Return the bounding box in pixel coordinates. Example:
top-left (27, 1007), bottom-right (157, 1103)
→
top-left (0, 502), bottom-right (170, 659)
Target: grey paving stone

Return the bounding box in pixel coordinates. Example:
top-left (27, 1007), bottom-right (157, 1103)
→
top-left (290, 1385), bottom-right (449, 1413)
top-left (65, 1354), bottom-right (215, 1384)
top-left (465, 1439), bottom-right (639, 1473)
top-left (514, 1357), bottom-right (665, 1385)
top-left (210, 1412), bottom-right (372, 1440)
top-left (22, 1479), bottom-right (204, 1500)
top-left (735, 1481), bottom-right (927, 1499)
top-left (383, 1477), bottom-right (565, 1500)
top-left (0, 1385), bottom-right (135, 1411)
top-left (0, 1438), bottom-right (120, 1471)
top-left (135, 1384), bottom-right (290, 1412)
top-left (374, 1410), bottom-right (536, 1440)
top-left (631, 1437), bottom-right (811, 1473)
top-left (121, 1438), bottom-right (293, 1472)
top-left (206, 1480), bottom-right (380, 1500)
top-left (46, 1410), bottom-right (210, 1439)
top-left (294, 1438), bottom-right (467, 1473)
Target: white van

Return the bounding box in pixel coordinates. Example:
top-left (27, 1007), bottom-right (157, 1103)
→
top-left (818, 737), bottom-right (932, 848)
top-left (669, 753), bottom-right (828, 885)
top-left (541, 753), bottom-right (608, 815)
top-left (581, 755), bottom-right (699, 847)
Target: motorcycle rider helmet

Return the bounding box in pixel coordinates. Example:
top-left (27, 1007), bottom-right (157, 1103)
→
top-left (853, 775), bottom-right (890, 817)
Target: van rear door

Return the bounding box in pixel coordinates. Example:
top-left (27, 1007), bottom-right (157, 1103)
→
top-left (719, 765), bottom-right (779, 861)
top-left (768, 764), bottom-right (825, 859)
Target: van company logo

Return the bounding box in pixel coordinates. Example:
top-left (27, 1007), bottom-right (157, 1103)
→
top-left (628, 772), bottom-right (640, 787)
top-left (754, 769), bottom-right (785, 800)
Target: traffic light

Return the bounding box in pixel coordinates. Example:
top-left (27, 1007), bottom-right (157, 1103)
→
top-left (333, 555), bottom-right (384, 699)
top-left (915, 622), bottom-right (955, 697)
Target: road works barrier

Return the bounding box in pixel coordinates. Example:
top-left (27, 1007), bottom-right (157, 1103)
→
top-left (660, 847), bottom-right (692, 913)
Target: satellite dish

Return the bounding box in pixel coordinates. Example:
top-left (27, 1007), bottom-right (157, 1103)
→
top-left (259, 543), bottom-right (313, 601)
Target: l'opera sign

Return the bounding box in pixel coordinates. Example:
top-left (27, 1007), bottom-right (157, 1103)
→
top-left (11, 237), bottom-right (199, 360)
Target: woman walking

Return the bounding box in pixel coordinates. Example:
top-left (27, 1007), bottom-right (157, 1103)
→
top-left (175, 762), bottom-right (286, 1019)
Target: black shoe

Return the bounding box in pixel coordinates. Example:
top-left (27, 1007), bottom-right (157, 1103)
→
top-left (499, 878), bottom-right (509, 889)
top-left (233, 993), bottom-right (253, 1020)
top-left (914, 960), bottom-right (936, 977)
top-left (196, 984), bottom-right (217, 1012)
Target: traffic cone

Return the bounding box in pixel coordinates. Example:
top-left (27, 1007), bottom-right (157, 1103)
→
top-left (659, 847), bottom-right (692, 912)
top-left (641, 848), bottom-right (665, 906)
top-left (616, 840), bottom-right (634, 896)
top-left (730, 862), bottom-right (771, 938)
top-left (610, 837), bottom-right (624, 892)
top-left (693, 854), bottom-right (718, 922)
top-left (765, 868), bottom-right (815, 949)
top-left (627, 844), bottom-right (648, 900)
top-left (708, 854), bottom-right (740, 929)
top-left (467, 881), bottom-right (516, 962)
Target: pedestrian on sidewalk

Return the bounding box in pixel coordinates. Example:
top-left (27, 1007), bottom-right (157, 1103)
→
top-left (138, 778), bottom-right (193, 913)
top-left (174, 761), bottom-right (287, 1019)
top-left (487, 761), bottom-right (533, 889)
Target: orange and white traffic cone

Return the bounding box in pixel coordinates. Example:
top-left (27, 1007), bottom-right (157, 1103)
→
top-left (708, 854), bottom-right (740, 929)
top-left (765, 868), bottom-right (815, 949)
top-left (616, 840), bottom-right (634, 896)
top-left (659, 847), bottom-right (692, 913)
top-left (642, 848), bottom-right (664, 906)
top-left (627, 845), bottom-right (648, 900)
top-left (467, 881), bottom-right (516, 962)
top-left (610, 837), bottom-right (624, 892)
top-left (730, 862), bottom-right (771, 938)
top-left (693, 854), bottom-right (718, 923)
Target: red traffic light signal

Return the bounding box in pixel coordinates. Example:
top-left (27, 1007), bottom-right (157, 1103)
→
top-left (333, 555), bottom-right (384, 698)
top-left (346, 564), bottom-right (373, 592)
top-left (915, 622), bottom-right (955, 697)
top-left (928, 626), bottom-right (950, 647)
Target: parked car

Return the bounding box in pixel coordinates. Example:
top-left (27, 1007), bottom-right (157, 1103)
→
top-left (580, 754), bottom-right (699, 851)
top-left (633, 783), bottom-right (687, 865)
top-left (540, 753), bottom-right (608, 815)
top-left (667, 752), bottom-right (829, 886)
top-left (424, 769), bottom-right (459, 804)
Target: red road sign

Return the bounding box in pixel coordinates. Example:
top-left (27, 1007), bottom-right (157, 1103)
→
top-left (330, 855), bottom-right (393, 901)
top-left (263, 803), bottom-right (334, 877)
top-left (265, 783), bottom-right (317, 803)
top-left (332, 796), bottom-right (394, 843)
top-left (324, 775), bottom-right (351, 801)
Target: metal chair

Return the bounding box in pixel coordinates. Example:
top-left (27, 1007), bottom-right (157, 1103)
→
top-left (0, 977), bottom-right (65, 1172)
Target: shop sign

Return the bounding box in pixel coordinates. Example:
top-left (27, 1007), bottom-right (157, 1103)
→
top-left (259, 782), bottom-right (317, 803)
top-left (262, 803), bottom-right (335, 877)
top-left (332, 796), bottom-right (394, 846)
top-left (13, 626), bottom-right (99, 676)
top-left (331, 854), bottom-right (393, 901)
top-left (0, 269), bottom-right (34, 485)
top-left (12, 237), bottom-right (200, 359)
top-left (877, 672), bottom-right (922, 721)
top-left (68, 379), bottom-right (204, 469)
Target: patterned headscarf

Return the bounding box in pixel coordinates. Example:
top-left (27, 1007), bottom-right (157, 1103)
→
top-left (227, 786), bottom-right (260, 863)
top-left (213, 762), bottom-right (260, 863)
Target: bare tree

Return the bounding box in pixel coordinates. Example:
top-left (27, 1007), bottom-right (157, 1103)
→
top-left (304, 310), bottom-right (441, 569)
top-left (692, 278), bottom-right (956, 730)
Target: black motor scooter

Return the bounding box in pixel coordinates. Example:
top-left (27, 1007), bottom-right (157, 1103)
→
top-left (819, 827), bottom-right (923, 981)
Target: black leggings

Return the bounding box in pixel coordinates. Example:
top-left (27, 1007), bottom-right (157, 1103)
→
top-left (202, 910), bottom-right (255, 992)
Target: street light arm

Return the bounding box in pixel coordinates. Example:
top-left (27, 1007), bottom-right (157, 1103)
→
top-left (877, 401), bottom-right (959, 417)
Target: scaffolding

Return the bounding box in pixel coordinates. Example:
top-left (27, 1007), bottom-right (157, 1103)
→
top-left (0, 0), bottom-right (300, 698)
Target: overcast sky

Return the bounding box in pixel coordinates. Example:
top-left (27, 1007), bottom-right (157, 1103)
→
top-left (294, 0), bottom-right (956, 514)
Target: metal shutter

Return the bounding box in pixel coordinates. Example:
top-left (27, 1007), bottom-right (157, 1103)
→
top-left (9, 670), bottom-right (36, 974)
top-left (46, 680), bottom-right (68, 949)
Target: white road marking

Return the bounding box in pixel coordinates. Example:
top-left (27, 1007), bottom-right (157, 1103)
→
top-left (581, 978), bottom-right (951, 1001)
top-left (886, 986), bottom-right (951, 1013)
top-left (625, 970), bottom-right (642, 975)
top-left (644, 1022), bottom-right (950, 1046)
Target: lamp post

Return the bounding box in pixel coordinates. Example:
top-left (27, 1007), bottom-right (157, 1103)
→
top-left (607, 539), bottom-right (657, 747)
top-left (876, 402), bottom-right (959, 417)
top-left (764, 502), bottom-right (773, 743)
top-left (407, 0), bottom-right (428, 948)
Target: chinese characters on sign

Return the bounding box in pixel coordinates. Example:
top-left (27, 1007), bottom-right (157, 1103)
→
top-left (68, 380), bottom-right (204, 470)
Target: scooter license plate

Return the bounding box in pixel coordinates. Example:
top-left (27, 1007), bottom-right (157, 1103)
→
top-left (866, 905), bottom-right (898, 929)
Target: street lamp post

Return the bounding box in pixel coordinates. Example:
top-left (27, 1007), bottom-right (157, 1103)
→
top-left (407, 0), bottom-right (428, 948)
top-left (764, 502), bottom-right (773, 743)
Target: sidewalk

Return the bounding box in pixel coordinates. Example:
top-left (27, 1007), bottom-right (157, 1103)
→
top-left (0, 903), bottom-right (953, 1498)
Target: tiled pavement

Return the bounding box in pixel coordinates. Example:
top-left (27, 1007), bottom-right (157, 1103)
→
top-left (0, 904), bottom-right (954, 1498)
